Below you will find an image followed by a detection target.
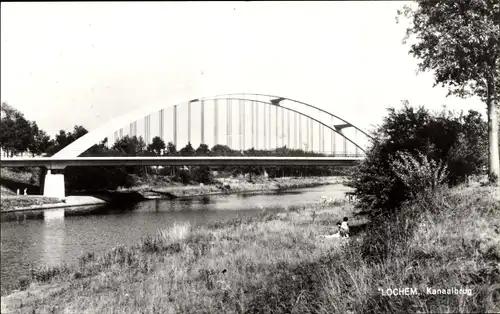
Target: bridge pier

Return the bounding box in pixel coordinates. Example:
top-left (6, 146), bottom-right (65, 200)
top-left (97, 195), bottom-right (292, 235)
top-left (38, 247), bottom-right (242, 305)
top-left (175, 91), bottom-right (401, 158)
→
top-left (42, 169), bottom-right (66, 198)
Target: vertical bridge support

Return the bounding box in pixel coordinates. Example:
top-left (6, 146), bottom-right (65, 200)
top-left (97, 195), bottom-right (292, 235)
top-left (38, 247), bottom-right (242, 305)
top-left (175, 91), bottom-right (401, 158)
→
top-left (42, 168), bottom-right (66, 198)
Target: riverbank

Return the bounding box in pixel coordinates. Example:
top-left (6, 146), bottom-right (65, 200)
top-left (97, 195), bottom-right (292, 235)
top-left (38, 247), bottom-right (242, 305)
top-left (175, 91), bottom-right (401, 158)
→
top-left (126, 176), bottom-right (346, 199)
top-left (1, 196), bottom-right (64, 212)
top-left (1, 176), bottom-right (346, 212)
top-left (0, 195), bottom-right (107, 213)
top-left (2, 184), bottom-right (498, 313)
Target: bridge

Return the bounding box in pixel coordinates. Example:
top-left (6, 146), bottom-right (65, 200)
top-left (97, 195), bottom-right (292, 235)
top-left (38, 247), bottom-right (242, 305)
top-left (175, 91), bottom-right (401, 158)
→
top-left (1, 156), bottom-right (364, 168)
top-left (1, 93), bottom-right (370, 198)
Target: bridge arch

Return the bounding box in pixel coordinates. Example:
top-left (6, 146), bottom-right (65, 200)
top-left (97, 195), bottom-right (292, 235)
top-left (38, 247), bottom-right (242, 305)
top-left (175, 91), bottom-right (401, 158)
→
top-left (215, 93), bottom-right (373, 140)
top-left (53, 94), bottom-right (370, 158)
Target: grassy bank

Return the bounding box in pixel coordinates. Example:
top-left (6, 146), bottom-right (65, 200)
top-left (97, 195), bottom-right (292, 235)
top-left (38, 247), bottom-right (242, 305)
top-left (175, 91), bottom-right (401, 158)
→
top-left (125, 175), bottom-right (346, 199)
top-left (2, 184), bottom-right (498, 313)
top-left (1, 196), bottom-right (63, 212)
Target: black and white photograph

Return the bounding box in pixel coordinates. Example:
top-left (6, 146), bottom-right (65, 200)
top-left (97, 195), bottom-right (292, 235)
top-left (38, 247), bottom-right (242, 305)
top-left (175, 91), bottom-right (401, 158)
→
top-left (1, 1), bottom-right (499, 313)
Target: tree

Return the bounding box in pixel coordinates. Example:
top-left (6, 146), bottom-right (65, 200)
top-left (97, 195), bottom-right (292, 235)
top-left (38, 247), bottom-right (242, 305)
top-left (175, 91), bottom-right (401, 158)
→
top-left (112, 136), bottom-right (146, 156)
top-left (166, 142), bottom-right (177, 156)
top-left (147, 136), bottom-right (166, 155)
top-left (211, 144), bottom-right (234, 156)
top-left (195, 144), bottom-right (211, 156)
top-left (398, 0), bottom-right (500, 183)
top-left (55, 130), bottom-right (71, 149)
top-left (71, 125), bottom-right (88, 140)
top-left (28, 122), bottom-right (52, 156)
top-left (0, 103), bottom-right (17, 156)
top-left (46, 125), bottom-right (89, 156)
top-left (179, 142), bottom-right (195, 156)
top-left (0, 103), bottom-right (33, 156)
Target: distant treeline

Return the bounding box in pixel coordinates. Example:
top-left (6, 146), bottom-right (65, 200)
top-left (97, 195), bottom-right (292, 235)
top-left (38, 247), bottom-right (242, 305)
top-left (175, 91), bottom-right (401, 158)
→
top-left (70, 135), bottom-right (349, 191)
top-left (1, 102), bottom-right (88, 158)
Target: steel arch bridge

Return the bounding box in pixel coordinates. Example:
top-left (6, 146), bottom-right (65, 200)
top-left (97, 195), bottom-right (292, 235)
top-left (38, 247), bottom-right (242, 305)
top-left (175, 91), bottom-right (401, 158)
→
top-left (53, 93), bottom-right (372, 158)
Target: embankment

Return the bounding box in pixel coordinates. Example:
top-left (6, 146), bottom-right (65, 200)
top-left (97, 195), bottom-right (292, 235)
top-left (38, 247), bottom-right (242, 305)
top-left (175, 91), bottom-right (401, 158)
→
top-left (2, 184), bottom-right (498, 313)
top-left (128, 176), bottom-right (346, 199)
top-left (1, 196), bottom-right (63, 212)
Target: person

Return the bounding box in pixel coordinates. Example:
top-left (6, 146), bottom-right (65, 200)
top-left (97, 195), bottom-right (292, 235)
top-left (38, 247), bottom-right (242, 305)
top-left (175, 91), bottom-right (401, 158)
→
top-left (340, 217), bottom-right (349, 238)
top-left (335, 221), bottom-right (342, 234)
top-left (328, 222), bottom-right (342, 238)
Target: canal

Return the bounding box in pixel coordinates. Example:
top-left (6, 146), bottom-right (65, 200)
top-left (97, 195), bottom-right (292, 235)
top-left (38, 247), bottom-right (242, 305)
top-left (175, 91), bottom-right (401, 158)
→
top-left (1, 184), bottom-right (350, 293)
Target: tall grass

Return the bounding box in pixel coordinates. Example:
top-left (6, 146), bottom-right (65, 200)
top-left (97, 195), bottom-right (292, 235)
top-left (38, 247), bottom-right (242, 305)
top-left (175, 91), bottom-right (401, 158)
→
top-left (2, 186), bottom-right (498, 313)
top-left (158, 222), bottom-right (192, 242)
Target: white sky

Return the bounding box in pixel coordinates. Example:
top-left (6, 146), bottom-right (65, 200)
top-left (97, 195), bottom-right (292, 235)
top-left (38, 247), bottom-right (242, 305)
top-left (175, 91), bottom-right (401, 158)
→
top-left (1, 1), bottom-right (486, 139)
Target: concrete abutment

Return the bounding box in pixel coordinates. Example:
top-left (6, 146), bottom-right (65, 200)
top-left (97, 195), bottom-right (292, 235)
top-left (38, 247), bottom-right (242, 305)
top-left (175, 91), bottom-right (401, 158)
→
top-left (42, 168), bottom-right (66, 198)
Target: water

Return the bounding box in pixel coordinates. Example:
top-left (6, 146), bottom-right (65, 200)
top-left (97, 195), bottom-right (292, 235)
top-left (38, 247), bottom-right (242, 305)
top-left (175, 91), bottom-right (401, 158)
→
top-left (0, 184), bottom-right (349, 293)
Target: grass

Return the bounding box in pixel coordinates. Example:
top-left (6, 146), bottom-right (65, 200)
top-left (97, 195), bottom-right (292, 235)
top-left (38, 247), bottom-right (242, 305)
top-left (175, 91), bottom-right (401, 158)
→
top-left (0, 195), bottom-right (63, 212)
top-left (0, 185), bottom-right (16, 195)
top-left (120, 175), bottom-right (346, 198)
top-left (1, 185), bottom-right (499, 313)
top-left (0, 168), bottom-right (40, 186)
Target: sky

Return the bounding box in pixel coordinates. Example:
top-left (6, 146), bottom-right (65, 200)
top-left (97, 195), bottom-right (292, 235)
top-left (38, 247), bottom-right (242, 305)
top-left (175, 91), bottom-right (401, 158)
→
top-left (1, 1), bottom-right (486, 142)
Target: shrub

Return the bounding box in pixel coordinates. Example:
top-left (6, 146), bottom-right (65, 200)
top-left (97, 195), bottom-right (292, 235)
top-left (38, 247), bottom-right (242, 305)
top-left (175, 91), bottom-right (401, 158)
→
top-left (390, 150), bottom-right (448, 198)
top-left (18, 276), bottom-right (31, 290)
top-left (348, 103), bottom-right (488, 215)
top-left (192, 166), bottom-right (213, 184)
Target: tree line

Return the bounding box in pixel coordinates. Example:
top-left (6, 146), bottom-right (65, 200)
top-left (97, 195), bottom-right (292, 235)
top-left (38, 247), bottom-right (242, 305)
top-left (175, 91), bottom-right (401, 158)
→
top-left (1, 102), bottom-right (88, 157)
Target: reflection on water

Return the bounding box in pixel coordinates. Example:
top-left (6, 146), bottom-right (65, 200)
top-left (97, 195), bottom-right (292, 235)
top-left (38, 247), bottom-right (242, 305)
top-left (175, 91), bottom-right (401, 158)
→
top-left (1, 184), bottom-right (350, 293)
top-left (42, 209), bottom-right (65, 269)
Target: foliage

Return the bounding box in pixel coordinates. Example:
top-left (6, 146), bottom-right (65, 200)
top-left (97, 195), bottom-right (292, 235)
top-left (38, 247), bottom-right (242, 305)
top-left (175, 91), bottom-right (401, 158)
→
top-left (0, 102), bottom-right (34, 156)
top-left (398, 0), bottom-right (499, 102)
top-left (210, 144), bottom-right (234, 156)
top-left (166, 141), bottom-right (177, 156)
top-left (175, 169), bottom-right (192, 185)
top-left (45, 125), bottom-right (89, 156)
top-left (398, 0), bottom-right (500, 182)
top-left (27, 122), bottom-right (52, 156)
top-left (195, 144), bottom-right (211, 156)
top-left (111, 135), bottom-right (146, 156)
top-left (348, 102), bottom-right (488, 215)
top-left (192, 166), bottom-right (213, 184)
top-left (179, 142), bottom-right (195, 156)
top-left (447, 110), bottom-right (489, 183)
top-left (390, 151), bottom-right (448, 198)
top-left (147, 136), bottom-right (166, 155)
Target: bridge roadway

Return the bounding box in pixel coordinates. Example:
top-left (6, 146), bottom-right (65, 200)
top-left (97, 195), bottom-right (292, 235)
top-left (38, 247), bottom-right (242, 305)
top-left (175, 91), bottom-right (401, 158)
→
top-left (0, 156), bottom-right (364, 169)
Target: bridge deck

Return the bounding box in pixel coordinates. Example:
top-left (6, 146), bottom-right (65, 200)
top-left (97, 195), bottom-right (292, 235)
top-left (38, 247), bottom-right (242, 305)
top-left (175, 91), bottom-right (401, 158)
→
top-left (1, 156), bottom-right (364, 168)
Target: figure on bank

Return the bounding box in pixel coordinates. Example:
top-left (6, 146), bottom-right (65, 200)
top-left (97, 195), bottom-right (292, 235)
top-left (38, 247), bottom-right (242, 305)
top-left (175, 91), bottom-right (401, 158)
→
top-left (340, 217), bottom-right (349, 238)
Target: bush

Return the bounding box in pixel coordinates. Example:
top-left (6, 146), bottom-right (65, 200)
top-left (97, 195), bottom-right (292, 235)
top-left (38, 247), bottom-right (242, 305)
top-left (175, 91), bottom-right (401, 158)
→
top-left (348, 103), bottom-right (488, 215)
top-left (18, 276), bottom-right (31, 291)
top-left (174, 169), bottom-right (192, 185)
top-left (390, 151), bottom-right (448, 198)
top-left (192, 166), bottom-right (213, 184)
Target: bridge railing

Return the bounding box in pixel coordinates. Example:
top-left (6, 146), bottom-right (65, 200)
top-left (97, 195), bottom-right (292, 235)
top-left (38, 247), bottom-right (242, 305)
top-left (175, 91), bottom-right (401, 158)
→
top-left (324, 153), bottom-right (366, 158)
